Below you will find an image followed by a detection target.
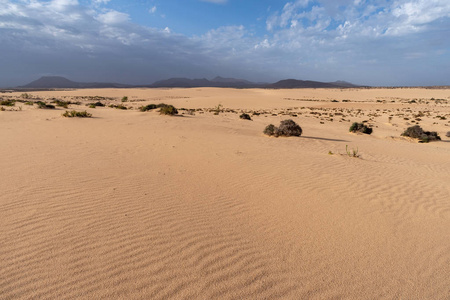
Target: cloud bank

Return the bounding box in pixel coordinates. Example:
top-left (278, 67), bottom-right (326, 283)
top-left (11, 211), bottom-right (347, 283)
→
top-left (0, 0), bottom-right (449, 87)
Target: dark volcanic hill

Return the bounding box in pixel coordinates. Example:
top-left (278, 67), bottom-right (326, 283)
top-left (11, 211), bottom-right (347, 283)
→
top-left (266, 79), bottom-right (359, 89)
top-left (20, 76), bottom-right (132, 89)
top-left (20, 76), bottom-right (360, 89)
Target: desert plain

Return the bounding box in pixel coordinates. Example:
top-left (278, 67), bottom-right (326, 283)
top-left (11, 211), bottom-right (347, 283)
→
top-left (1, 87), bottom-right (450, 299)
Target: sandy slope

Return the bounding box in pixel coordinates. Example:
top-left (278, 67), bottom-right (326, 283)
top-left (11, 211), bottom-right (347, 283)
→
top-left (1, 88), bottom-right (449, 299)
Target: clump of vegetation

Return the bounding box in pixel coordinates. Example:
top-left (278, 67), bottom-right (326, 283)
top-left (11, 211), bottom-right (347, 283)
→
top-left (263, 124), bottom-right (277, 136)
top-left (349, 122), bottom-right (373, 134)
top-left (0, 99), bottom-right (15, 106)
top-left (62, 110), bottom-right (92, 118)
top-left (159, 104), bottom-right (178, 115)
top-left (401, 125), bottom-right (441, 143)
top-left (239, 113), bottom-right (252, 120)
top-left (24, 101), bottom-right (34, 106)
top-left (54, 100), bottom-right (70, 108)
top-left (87, 101), bottom-right (105, 108)
top-left (109, 104), bottom-right (127, 110)
top-left (263, 119), bottom-right (302, 137)
top-left (121, 96), bottom-right (128, 102)
top-left (139, 104), bottom-right (159, 112)
top-left (213, 104), bottom-right (223, 115)
top-left (37, 101), bottom-right (55, 109)
top-left (21, 93), bottom-right (31, 99)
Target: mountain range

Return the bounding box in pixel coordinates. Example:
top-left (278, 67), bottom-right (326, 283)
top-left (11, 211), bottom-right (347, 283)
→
top-left (19, 76), bottom-right (361, 89)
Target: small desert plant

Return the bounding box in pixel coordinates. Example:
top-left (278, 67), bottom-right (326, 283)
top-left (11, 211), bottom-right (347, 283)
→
top-left (24, 101), bottom-right (34, 105)
top-left (346, 145), bottom-right (359, 157)
top-left (37, 101), bottom-right (55, 109)
top-left (21, 93), bottom-right (31, 99)
top-left (213, 104), bottom-right (223, 115)
top-left (159, 104), bottom-right (178, 115)
top-left (54, 100), bottom-right (69, 108)
top-left (263, 119), bottom-right (302, 137)
top-left (349, 122), bottom-right (373, 134)
top-left (0, 99), bottom-right (15, 106)
top-left (401, 125), bottom-right (441, 143)
top-left (239, 113), bottom-right (252, 120)
top-left (139, 104), bottom-right (159, 112)
top-left (62, 110), bottom-right (92, 118)
top-left (87, 101), bottom-right (105, 108)
top-left (121, 96), bottom-right (128, 102)
top-left (109, 104), bottom-right (127, 110)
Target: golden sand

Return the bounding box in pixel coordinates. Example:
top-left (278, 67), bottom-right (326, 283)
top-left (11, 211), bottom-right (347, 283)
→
top-left (1, 88), bottom-right (449, 299)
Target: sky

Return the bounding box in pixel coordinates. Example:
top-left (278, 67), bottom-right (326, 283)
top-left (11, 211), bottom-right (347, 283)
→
top-left (0, 0), bottom-right (449, 87)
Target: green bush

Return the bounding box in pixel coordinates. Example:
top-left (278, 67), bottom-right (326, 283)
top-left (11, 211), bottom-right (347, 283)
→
top-left (62, 110), bottom-right (92, 118)
top-left (109, 104), bottom-right (127, 110)
top-left (159, 104), bottom-right (178, 115)
top-left (139, 104), bottom-right (159, 112)
top-left (401, 125), bottom-right (440, 143)
top-left (349, 122), bottom-right (373, 134)
top-left (37, 101), bottom-right (55, 109)
top-left (54, 100), bottom-right (70, 108)
top-left (277, 119), bottom-right (302, 137)
top-left (239, 113), bottom-right (252, 120)
top-left (0, 99), bottom-right (15, 106)
top-left (121, 96), bottom-right (128, 102)
top-left (264, 124), bottom-right (277, 136)
top-left (87, 101), bottom-right (105, 108)
top-left (264, 120), bottom-right (302, 137)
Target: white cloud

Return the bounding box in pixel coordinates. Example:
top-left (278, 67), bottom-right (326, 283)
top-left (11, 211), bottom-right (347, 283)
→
top-left (97, 10), bottom-right (130, 25)
top-left (149, 6), bottom-right (157, 14)
top-left (0, 0), bottom-right (449, 87)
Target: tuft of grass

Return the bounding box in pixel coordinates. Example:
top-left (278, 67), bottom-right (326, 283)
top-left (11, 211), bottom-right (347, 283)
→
top-left (346, 145), bottom-right (360, 158)
top-left (24, 101), bottom-right (34, 106)
top-left (21, 93), bottom-right (31, 99)
top-left (121, 96), bottom-right (128, 102)
top-left (62, 110), bottom-right (92, 118)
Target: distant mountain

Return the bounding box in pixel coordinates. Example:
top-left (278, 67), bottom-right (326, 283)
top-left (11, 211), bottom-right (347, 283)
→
top-left (20, 76), bottom-right (132, 89)
top-left (329, 80), bottom-right (360, 88)
top-left (266, 79), bottom-right (360, 89)
top-left (149, 77), bottom-right (260, 88)
top-left (19, 76), bottom-right (361, 89)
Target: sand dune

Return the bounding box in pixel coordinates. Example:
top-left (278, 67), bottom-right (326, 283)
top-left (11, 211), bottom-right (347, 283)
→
top-left (1, 88), bottom-right (449, 299)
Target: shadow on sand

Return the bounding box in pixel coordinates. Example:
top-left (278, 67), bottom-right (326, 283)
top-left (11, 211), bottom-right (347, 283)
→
top-left (301, 135), bottom-right (349, 142)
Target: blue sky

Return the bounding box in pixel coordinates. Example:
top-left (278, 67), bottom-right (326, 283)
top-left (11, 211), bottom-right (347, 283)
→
top-left (0, 0), bottom-right (449, 87)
